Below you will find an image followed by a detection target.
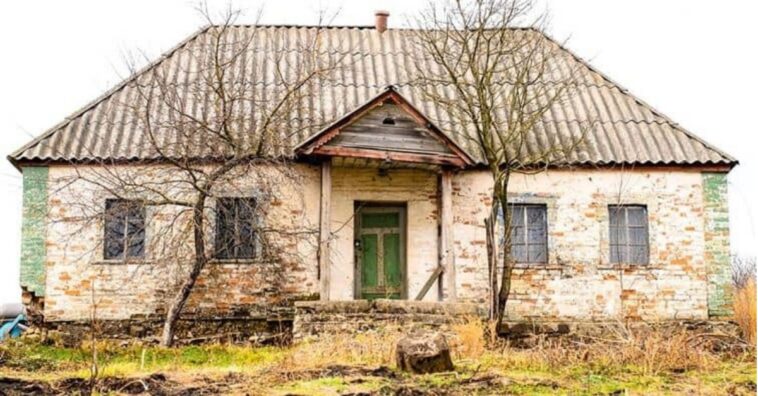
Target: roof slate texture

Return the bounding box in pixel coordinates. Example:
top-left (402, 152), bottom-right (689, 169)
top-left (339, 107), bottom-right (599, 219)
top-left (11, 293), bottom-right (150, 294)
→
top-left (9, 25), bottom-right (736, 168)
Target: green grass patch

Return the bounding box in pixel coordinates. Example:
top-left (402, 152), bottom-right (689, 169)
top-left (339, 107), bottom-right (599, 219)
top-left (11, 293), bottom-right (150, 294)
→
top-left (274, 376), bottom-right (387, 395)
top-left (0, 338), bottom-right (286, 379)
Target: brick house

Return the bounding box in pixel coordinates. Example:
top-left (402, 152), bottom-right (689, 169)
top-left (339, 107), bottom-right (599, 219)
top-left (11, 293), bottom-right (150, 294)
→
top-left (9, 20), bottom-right (736, 328)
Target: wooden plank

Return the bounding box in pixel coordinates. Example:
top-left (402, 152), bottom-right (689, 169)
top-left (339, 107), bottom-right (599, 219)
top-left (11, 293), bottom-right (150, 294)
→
top-left (361, 234), bottom-right (379, 289)
top-left (341, 126), bottom-right (432, 137)
top-left (333, 132), bottom-right (451, 154)
top-left (415, 265), bottom-right (445, 301)
top-left (384, 233), bottom-right (402, 289)
top-left (318, 160), bottom-right (332, 301)
top-left (312, 146), bottom-right (466, 167)
top-left (440, 169), bottom-right (456, 301)
top-left (329, 142), bottom-right (451, 156)
top-left (387, 91), bottom-right (475, 166)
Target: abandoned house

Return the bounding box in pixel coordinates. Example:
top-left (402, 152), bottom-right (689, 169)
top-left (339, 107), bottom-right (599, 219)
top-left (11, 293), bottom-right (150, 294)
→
top-left (9, 15), bottom-right (737, 335)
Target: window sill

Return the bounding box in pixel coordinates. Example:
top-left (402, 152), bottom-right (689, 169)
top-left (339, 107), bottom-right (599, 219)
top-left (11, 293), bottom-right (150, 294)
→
top-left (208, 258), bottom-right (261, 265)
top-left (597, 263), bottom-right (653, 270)
top-left (93, 259), bottom-right (152, 265)
top-left (512, 263), bottom-right (561, 270)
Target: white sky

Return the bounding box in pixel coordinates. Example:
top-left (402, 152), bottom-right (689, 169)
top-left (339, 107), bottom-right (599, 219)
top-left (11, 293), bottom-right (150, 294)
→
top-left (0, 0), bottom-right (756, 304)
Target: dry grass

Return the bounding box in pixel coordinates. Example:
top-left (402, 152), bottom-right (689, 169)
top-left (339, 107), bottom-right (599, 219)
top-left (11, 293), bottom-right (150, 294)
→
top-left (281, 329), bottom-right (400, 370)
top-left (496, 327), bottom-right (719, 375)
top-left (1, 320), bottom-right (755, 395)
top-left (279, 319), bottom-right (494, 371)
top-left (274, 317), bottom-right (750, 388)
top-left (447, 318), bottom-right (752, 376)
top-left (734, 278), bottom-right (757, 345)
top-left (450, 317), bottom-right (489, 359)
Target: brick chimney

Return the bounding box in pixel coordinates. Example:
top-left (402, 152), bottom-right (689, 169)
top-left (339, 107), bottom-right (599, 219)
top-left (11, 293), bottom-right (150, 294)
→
top-left (375, 10), bottom-right (389, 33)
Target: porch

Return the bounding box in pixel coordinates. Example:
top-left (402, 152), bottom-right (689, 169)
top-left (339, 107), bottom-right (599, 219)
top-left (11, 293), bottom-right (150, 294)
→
top-left (292, 299), bottom-right (485, 341)
top-left (295, 87), bottom-right (476, 303)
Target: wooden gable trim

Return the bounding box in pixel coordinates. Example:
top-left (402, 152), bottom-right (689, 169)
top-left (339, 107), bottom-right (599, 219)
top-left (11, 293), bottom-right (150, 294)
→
top-left (312, 146), bottom-right (467, 167)
top-left (295, 86), bottom-right (475, 168)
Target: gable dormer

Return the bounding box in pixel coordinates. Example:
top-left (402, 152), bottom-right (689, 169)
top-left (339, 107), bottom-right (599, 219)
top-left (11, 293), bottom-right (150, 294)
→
top-left (295, 87), bottom-right (474, 168)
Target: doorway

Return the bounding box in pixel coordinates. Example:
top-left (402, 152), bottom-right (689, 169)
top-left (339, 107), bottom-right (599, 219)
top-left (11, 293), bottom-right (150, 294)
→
top-left (354, 203), bottom-right (406, 300)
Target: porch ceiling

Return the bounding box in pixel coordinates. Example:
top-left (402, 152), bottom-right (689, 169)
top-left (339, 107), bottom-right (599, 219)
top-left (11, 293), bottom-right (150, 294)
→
top-left (330, 156), bottom-right (442, 172)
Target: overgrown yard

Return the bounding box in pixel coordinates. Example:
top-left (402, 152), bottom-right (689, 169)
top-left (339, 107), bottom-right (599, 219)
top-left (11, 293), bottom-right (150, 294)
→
top-left (0, 321), bottom-right (755, 395)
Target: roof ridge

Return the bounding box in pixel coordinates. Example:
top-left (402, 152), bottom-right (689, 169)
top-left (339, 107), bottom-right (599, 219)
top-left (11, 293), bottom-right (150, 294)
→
top-left (217, 24), bottom-right (537, 32)
top-left (538, 30), bottom-right (737, 164)
top-left (222, 23), bottom-right (375, 29)
top-left (7, 25), bottom-right (214, 168)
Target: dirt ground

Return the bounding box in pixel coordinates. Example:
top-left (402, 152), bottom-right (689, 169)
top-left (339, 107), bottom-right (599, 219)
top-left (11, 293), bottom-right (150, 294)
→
top-left (1, 364), bottom-right (756, 396)
top-left (0, 366), bottom-right (517, 395)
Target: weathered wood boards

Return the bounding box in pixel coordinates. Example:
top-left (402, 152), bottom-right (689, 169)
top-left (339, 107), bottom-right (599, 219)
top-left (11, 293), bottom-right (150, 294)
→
top-left (440, 170), bottom-right (456, 301)
top-left (295, 87), bottom-right (475, 169)
top-left (318, 160), bottom-right (332, 300)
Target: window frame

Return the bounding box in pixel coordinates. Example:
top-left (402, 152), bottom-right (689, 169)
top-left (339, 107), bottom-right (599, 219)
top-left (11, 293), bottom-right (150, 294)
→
top-left (103, 199), bottom-right (146, 261)
top-left (507, 203), bottom-right (548, 264)
top-left (608, 204), bottom-right (649, 265)
top-left (214, 197), bottom-right (258, 260)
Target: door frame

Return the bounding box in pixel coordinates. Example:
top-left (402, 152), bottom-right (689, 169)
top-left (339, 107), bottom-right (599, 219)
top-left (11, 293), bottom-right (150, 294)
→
top-left (353, 202), bottom-right (407, 300)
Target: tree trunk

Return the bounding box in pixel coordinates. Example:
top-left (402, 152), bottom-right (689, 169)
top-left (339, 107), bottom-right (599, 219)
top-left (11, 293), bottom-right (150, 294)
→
top-left (160, 197), bottom-right (208, 347)
top-left (494, 172), bottom-right (512, 334)
top-left (485, 210), bottom-right (498, 320)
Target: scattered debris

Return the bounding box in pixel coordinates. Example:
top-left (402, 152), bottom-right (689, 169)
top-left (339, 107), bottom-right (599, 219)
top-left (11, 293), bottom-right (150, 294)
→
top-left (0, 314), bottom-right (28, 340)
top-left (0, 373), bottom-right (174, 395)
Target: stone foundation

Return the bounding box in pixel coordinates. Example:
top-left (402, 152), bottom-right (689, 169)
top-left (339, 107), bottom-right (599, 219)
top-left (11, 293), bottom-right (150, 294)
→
top-left (500, 319), bottom-right (743, 350)
top-left (292, 300), bottom-right (486, 341)
top-left (44, 313), bottom-right (292, 346)
top-left (501, 319), bottom-right (741, 339)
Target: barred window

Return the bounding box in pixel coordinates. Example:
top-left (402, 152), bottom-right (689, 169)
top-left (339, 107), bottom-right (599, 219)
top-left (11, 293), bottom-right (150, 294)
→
top-left (104, 199), bottom-right (145, 260)
top-left (215, 197), bottom-right (257, 259)
top-left (508, 204), bottom-right (548, 263)
top-left (609, 205), bottom-right (649, 264)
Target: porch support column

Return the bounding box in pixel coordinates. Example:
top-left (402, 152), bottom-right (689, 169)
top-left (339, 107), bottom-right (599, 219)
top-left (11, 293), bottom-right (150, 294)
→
top-left (318, 159), bottom-right (332, 301)
top-left (440, 169), bottom-right (456, 301)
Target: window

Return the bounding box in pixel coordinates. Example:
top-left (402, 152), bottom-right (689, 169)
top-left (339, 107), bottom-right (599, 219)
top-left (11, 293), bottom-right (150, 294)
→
top-left (215, 197), bottom-right (257, 259)
top-left (609, 205), bottom-right (649, 264)
top-left (104, 199), bottom-right (145, 260)
top-left (508, 204), bottom-right (548, 263)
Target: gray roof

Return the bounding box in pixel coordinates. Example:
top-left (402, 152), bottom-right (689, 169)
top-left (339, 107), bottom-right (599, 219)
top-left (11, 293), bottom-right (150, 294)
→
top-left (9, 25), bottom-right (736, 168)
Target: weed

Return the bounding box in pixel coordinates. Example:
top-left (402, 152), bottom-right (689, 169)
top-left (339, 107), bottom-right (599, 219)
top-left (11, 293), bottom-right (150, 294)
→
top-left (734, 278), bottom-right (756, 345)
top-left (451, 317), bottom-right (487, 359)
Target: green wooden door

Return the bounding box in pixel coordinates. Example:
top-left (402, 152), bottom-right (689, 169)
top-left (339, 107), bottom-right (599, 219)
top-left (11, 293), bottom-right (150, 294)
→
top-left (356, 207), bottom-right (404, 300)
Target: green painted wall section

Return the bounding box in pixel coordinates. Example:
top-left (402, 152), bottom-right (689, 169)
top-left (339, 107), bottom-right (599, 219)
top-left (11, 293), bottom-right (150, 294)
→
top-left (702, 172), bottom-right (732, 317)
top-left (20, 166), bottom-right (48, 297)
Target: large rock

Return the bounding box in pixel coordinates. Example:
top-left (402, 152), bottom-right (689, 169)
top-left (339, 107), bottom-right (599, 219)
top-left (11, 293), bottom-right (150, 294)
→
top-left (395, 331), bottom-right (454, 374)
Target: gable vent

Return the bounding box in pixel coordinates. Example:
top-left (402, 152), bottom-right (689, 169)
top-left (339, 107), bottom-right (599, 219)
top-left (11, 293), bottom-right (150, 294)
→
top-left (382, 117), bottom-right (396, 125)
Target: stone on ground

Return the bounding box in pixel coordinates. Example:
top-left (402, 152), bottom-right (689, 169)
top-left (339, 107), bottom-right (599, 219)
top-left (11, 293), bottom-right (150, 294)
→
top-left (395, 331), bottom-right (454, 374)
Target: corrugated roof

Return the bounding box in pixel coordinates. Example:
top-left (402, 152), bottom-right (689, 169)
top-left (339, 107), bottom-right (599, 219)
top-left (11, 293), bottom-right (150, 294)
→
top-left (8, 25), bottom-right (736, 168)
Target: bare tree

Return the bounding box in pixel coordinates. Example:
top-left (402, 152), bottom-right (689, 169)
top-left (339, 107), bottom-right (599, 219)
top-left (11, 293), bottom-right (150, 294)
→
top-left (49, 4), bottom-right (347, 346)
top-left (732, 255), bottom-right (756, 290)
top-left (412, 0), bottom-right (589, 329)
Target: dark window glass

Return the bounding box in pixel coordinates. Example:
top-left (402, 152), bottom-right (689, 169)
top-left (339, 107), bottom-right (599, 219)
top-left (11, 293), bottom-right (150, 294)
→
top-left (104, 199), bottom-right (145, 260)
top-left (609, 205), bottom-right (649, 264)
top-left (215, 197), bottom-right (257, 259)
top-left (508, 204), bottom-right (548, 263)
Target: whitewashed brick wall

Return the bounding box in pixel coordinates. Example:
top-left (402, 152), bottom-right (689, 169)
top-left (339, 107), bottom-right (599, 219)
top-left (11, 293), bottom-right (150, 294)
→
top-left (41, 163), bottom-right (717, 322)
top-left (453, 168), bottom-right (710, 320)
